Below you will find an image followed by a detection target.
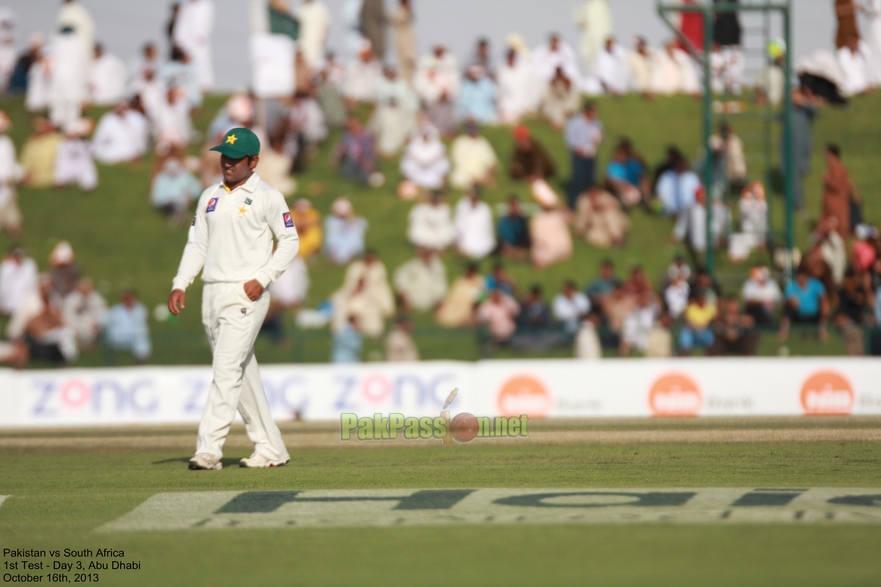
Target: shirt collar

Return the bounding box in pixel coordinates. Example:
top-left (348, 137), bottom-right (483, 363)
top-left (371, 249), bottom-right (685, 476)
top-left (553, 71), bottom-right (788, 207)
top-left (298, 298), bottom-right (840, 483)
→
top-left (221, 172), bottom-right (261, 194)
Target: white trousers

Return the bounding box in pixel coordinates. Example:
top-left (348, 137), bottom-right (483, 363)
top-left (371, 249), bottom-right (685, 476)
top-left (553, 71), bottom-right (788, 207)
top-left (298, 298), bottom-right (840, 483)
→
top-left (197, 282), bottom-right (288, 461)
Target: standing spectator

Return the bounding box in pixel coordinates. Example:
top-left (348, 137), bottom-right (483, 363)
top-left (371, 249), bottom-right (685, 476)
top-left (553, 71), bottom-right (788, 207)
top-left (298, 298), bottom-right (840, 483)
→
top-left (62, 278), bottom-right (107, 350)
top-left (573, 0), bottom-right (613, 74)
top-left (741, 265), bottom-right (782, 325)
top-left (780, 267), bottom-right (829, 342)
top-left (385, 315), bottom-right (419, 361)
top-left (564, 101), bottom-right (604, 210)
top-left (173, 0), bottom-right (215, 92)
top-left (679, 289), bottom-right (718, 355)
top-left (324, 197), bottom-right (368, 265)
top-left (476, 288), bottom-right (520, 345)
top-left (393, 248), bottom-right (448, 312)
top-left (863, 0), bottom-right (881, 85)
top-left (835, 0), bottom-right (860, 49)
top-left (449, 122), bottom-right (497, 190)
top-left (104, 289), bottom-right (151, 362)
top-left (712, 0), bottom-right (744, 92)
top-left (0, 111), bottom-right (23, 239)
top-left (359, 0), bottom-right (387, 61)
top-left (0, 247), bottom-right (38, 317)
top-left (407, 191), bottom-right (455, 252)
top-left (508, 125), bottom-right (556, 181)
top-left (335, 116), bottom-right (377, 185)
top-left (48, 27), bottom-right (89, 130)
top-left (785, 87), bottom-right (817, 210)
top-left (710, 295), bottom-right (756, 356)
top-left (497, 196), bottom-right (531, 261)
top-left (656, 148), bottom-right (702, 241)
top-left (821, 144), bottom-right (859, 239)
top-left (391, 0), bottom-right (417, 82)
top-left (834, 268), bottom-right (874, 354)
top-left (454, 188), bottom-right (496, 260)
top-left (332, 315), bottom-right (363, 363)
top-left (151, 157), bottom-right (202, 223)
top-left (664, 266), bottom-right (690, 319)
top-left (372, 66), bottom-right (418, 158)
top-left (552, 281), bottom-right (591, 336)
top-left (296, 0), bottom-right (331, 73)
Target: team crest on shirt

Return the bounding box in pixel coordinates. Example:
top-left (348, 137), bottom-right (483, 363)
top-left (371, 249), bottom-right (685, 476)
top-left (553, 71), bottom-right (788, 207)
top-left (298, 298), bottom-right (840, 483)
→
top-left (245, 198), bottom-right (253, 205)
top-left (283, 212), bottom-right (294, 228)
top-left (206, 197), bottom-right (219, 213)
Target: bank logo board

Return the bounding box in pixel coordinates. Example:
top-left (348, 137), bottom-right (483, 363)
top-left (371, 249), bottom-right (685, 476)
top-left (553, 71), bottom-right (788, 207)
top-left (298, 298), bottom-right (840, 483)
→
top-left (649, 372), bottom-right (702, 417)
top-left (98, 488), bottom-right (881, 531)
top-left (800, 371), bottom-right (854, 415)
top-left (496, 375), bottom-right (552, 417)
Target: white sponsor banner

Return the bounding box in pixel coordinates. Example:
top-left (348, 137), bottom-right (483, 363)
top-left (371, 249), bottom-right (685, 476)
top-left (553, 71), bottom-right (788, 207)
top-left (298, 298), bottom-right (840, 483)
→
top-left (1, 357), bottom-right (880, 427)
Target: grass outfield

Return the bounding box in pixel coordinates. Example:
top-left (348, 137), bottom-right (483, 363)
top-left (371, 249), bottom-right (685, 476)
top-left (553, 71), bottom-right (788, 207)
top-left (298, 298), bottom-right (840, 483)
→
top-left (2, 418), bottom-right (881, 586)
top-left (0, 91), bottom-right (880, 364)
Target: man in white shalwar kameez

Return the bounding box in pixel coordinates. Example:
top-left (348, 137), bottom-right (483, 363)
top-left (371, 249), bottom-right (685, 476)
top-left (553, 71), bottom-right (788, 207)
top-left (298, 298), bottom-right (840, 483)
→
top-left (54, 119), bottom-right (97, 191)
top-left (407, 192), bottom-right (455, 251)
top-left (414, 45), bottom-right (461, 104)
top-left (837, 35), bottom-right (872, 96)
top-left (296, 0), bottom-right (331, 72)
top-left (573, 0), bottom-right (612, 74)
top-left (0, 8), bottom-right (16, 91)
top-left (863, 0), bottom-right (881, 85)
top-left (498, 48), bottom-right (541, 124)
top-left (400, 125), bottom-right (449, 190)
top-left (0, 112), bottom-right (24, 238)
top-left (48, 30), bottom-right (89, 130)
top-left (173, 0), bottom-right (215, 92)
top-left (56, 0), bottom-right (95, 73)
top-left (344, 40), bottom-right (382, 102)
top-left (89, 44), bottom-right (128, 106)
top-left (532, 34), bottom-right (582, 86)
top-left (91, 102), bottom-right (149, 164)
top-left (371, 65), bottom-right (418, 156)
top-left (651, 41), bottom-right (700, 95)
top-left (628, 37), bottom-right (653, 94)
top-left (454, 188), bottom-right (496, 260)
top-left (595, 37), bottom-right (629, 95)
top-left (449, 122), bottom-right (497, 190)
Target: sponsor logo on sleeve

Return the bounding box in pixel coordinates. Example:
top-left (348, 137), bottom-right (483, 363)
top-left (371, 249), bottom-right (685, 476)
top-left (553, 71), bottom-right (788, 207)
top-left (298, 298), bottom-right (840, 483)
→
top-left (283, 212), bottom-right (294, 228)
top-left (206, 197), bottom-right (219, 213)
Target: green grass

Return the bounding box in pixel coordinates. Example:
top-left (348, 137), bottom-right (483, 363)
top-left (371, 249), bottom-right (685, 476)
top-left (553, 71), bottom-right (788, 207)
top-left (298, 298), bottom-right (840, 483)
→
top-left (1, 419), bottom-right (881, 586)
top-left (1, 90), bottom-right (880, 365)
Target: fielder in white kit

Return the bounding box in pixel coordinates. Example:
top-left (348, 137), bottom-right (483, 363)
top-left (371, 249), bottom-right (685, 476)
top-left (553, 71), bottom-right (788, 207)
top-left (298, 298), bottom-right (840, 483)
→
top-left (167, 127), bottom-right (300, 470)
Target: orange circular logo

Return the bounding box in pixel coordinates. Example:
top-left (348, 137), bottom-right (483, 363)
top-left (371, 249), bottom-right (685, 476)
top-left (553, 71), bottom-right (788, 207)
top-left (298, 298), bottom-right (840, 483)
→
top-left (497, 375), bottom-right (552, 417)
top-left (649, 373), bottom-right (702, 417)
top-left (800, 371), bottom-right (854, 415)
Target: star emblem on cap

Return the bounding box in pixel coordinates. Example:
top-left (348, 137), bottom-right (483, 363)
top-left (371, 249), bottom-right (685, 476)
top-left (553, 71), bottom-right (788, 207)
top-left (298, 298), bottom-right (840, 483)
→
top-left (226, 134), bottom-right (238, 145)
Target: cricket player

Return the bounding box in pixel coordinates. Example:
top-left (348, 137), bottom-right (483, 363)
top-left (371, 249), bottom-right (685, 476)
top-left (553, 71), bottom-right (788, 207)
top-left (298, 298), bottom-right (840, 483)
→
top-left (168, 127), bottom-right (299, 470)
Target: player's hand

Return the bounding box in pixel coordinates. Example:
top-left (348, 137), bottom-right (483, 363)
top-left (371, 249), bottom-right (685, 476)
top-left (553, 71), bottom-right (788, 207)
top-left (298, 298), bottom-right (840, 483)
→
top-left (168, 289), bottom-right (186, 316)
top-left (244, 279), bottom-right (264, 301)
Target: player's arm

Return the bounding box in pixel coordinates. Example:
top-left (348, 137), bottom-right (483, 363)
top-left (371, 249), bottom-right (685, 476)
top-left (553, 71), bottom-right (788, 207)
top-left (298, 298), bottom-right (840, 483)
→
top-left (252, 189), bottom-right (300, 293)
top-left (168, 191), bottom-right (210, 315)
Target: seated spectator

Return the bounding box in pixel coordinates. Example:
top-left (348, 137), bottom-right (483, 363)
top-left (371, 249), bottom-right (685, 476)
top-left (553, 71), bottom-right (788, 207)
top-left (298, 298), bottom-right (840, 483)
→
top-left (414, 44), bottom-right (461, 105)
top-left (103, 289), bottom-right (151, 362)
top-left (834, 267), bottom-right (874, 355)
top-left (425, 91), bottom-right (458, 139)
top-left (552, 280), bottom-right (590, 336)
top-left (400, 125), bottom-right (449, 191)
top-left (851, 224), bottom-right (879, 272)
top-left (385, 315), bottom-right (419, 361)
top-left (575, 311), bottom-right (602, 359)
top-left (508, 125), bottom-right (556, 181)
top-left (343, 40), bottom-right (382, 102)
top-left (89, 43), bottom-right (128, 106)
top-left (656, 148), bottom-right (700, 227)
top-left (485, 263), bottom-right (519, 298)
top-left (291, 198), bottom-right (323, 259)
top-left (664, 255), bottom-right (692, 287)
top-left (595, 37), bottom-right (630, 96)
top-left (498, 48), bottom-right (541, 124)
top-left (709, 122), bottom-right (747, 190)
top-left (0, 247), bottom-right (38, 317)
top-left (811, 217), bottom-right (847, 287)
top-left (159, 45), bottom-right (201, 110)
top-left (456, 65), bottom-right (498, 124)
top-left (741, 265), bottom-right (782, 325)
top-left (331, 271), bottom-right (391, 340)
top-left (0, 112), bottom-right (23, 239)
top-left (150, 156), bottom-right (201, 223)
top-left (540, 67), bottom-right (580, 130)
top-left (737, 180), bottom-right (768, 249)
top-left (91, 101), bottom-right (149, 165)
top-left (342, 250), bottom-right (395, 313)
top-left (530, 201), bottom-right (572, 268)
top-left (407, 191), bottom-right (456, 251)
top-left (497, 196), bottom-right (531, 261)
top-left (334, 116), bottom-right (377, 185)
top-left (263, 256), bottom-right (310, 344)
top-left (331, 315), bottom-right (363, 363)
top-left (454, 188), bottom-right (496, 259)
top-left (573, 186), bottom-right (630, 248)
top-left (663, 266), bottom-right (690, 319)
top-left (0, 339), bottom-right (28, 367)
top-left (20, 118), bottom-right (64, 188)
top-left (710, 296), bottom-right (756, 356)
top-left (449, 122), bottom-right (497, 190)
top-left (255, 135), bottom-right (296, 197)
top-left (647, 306), bottom-right (674, 358)
top-left (62, 278), bottom-right (107, 350)
top-left (476, 287), bottom-right (520, 344)
top-left (54, 119), bottom-right (98, 191)
top-left (619, 291), bottom-right (660, 356)
top-left (436, 263), bottom-right (484, 328)
top-left (605, 142), bottom-right (644, 208)
top-left (675, 188), bottom-right (730, 254)
top-left (518, 285), bottom-right (552, 330)
top-left (393, 247), bottom-right (448, 312)
top-left (324, 197), bottom-right (368, 265)
top-left (7, 276), bottom-right (78, 364)
top-left (627, 37), bottom-right (654, 95)
top-left (650, 41), bottom-right (700, 96)
top-left (585, 259), bottom-right (621, 306)
top-left (48, 241), bottom-right (81, 301)
top-left (679, 289), bottom-right (718, 355)
top-left (371, 65), bottom-right (418, 157)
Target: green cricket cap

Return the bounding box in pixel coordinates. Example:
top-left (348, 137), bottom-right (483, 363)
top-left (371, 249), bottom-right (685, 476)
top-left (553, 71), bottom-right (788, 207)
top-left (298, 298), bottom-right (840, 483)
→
top-left (210, 127), bottom-right (261, 158)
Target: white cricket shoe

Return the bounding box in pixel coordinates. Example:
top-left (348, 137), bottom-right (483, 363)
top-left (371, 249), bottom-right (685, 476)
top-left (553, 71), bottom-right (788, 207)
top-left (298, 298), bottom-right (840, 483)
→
top-left (188, 453), bottom-right (223, 470)
top-left (239, 452), bottom-right (290, 468)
